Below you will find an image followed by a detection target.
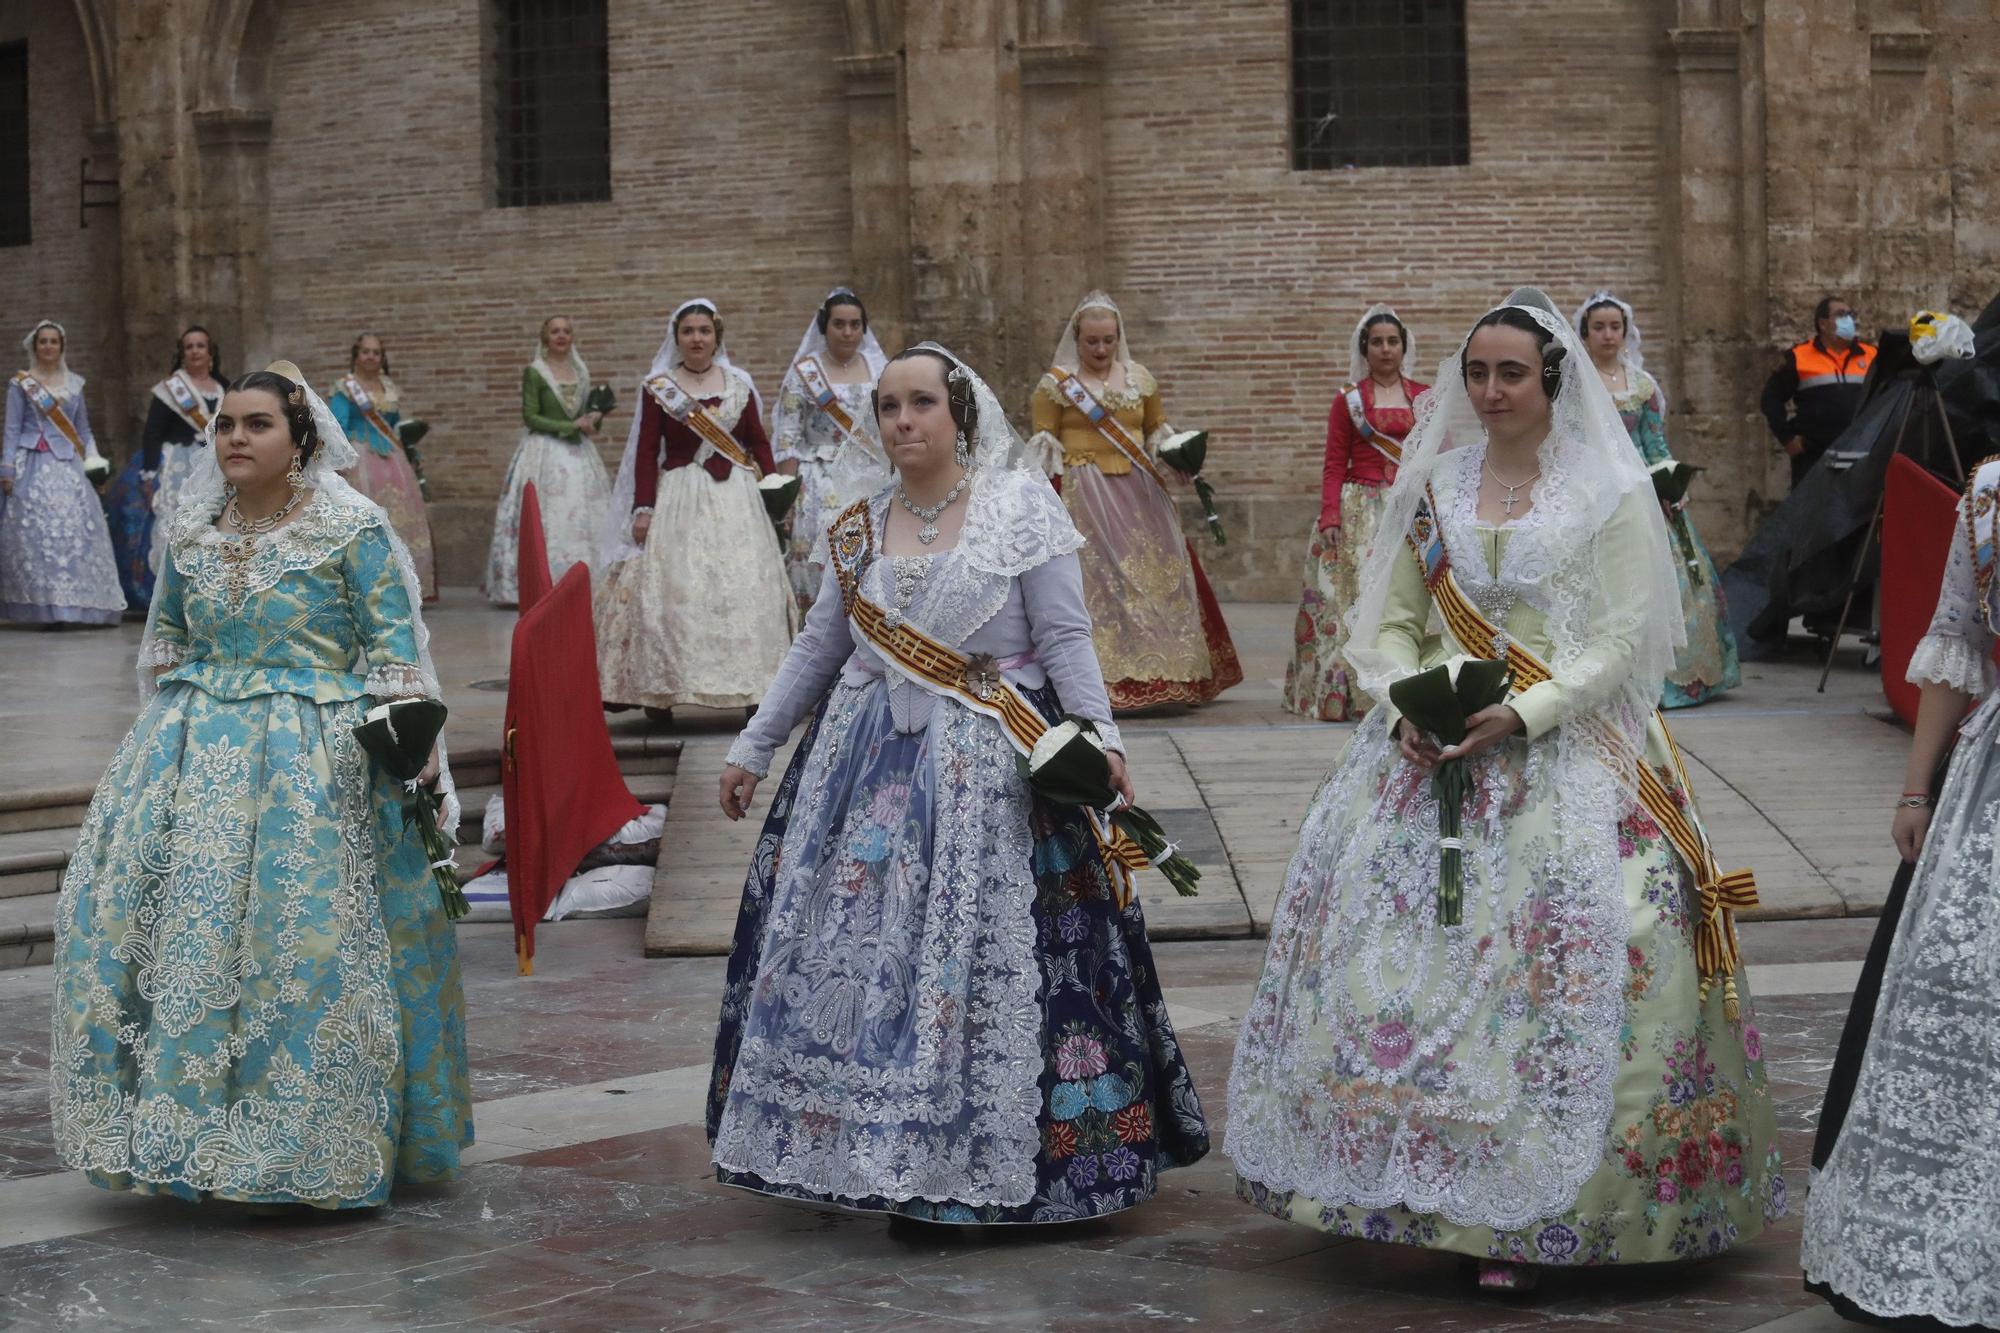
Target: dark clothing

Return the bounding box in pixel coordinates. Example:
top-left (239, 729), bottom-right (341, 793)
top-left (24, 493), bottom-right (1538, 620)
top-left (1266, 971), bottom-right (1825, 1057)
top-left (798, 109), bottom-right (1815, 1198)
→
top-left (139, 375), bottom-right (228, 471)
top-left (629, 388), bottom-right (775, 510)
top-left (1761, 338), bottom-right (1875, 482)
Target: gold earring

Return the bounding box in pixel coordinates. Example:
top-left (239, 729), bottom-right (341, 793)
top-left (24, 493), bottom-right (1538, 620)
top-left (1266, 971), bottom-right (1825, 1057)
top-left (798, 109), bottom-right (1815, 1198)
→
top-left (287, 454), bottom-right (306, 490)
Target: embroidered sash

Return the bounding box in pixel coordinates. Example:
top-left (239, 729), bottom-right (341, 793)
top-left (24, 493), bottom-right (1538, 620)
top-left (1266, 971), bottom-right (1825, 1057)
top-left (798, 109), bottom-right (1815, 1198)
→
top-left (1402, 487), bottom-right (1761, 1014)
top-left (339, 376), bottom-right (401, 452)
top-left (1049, 367), bottom-right (1170, 487)
top-left (151, 371), bottom-right (214, 435)
top-left (1344, 385), bottom-right (1404, 467)
top-left (11, 372), bottom-right (85, 455)
top-left (794, 355), bottom-right (863, 439)
top-left (826, 499), bottom-right (1151, 905)
top-left (1966, 455), bottom-right (2000, 634)
top-left (645, 374), bottom-right (761, 477)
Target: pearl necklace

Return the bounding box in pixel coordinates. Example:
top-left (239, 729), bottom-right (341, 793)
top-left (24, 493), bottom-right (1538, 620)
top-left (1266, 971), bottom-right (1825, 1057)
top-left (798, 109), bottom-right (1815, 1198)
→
top-left (895, 470), bottom-right (971, 545)
top-left (225, 488), bottom-right (303, 535)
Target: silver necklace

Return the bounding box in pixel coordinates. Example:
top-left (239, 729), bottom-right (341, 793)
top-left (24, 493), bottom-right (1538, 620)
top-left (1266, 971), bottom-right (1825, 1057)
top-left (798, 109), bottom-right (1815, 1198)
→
top-left (1483, 458), bottom-right (1541, 516)
top-left (895, 470), bottom-right (970, 545)
top-left (225, 488), bottom-right (303, 535)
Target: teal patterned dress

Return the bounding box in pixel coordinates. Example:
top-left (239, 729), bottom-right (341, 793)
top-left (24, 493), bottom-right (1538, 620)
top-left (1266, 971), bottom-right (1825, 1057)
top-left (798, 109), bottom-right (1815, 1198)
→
top-left (1615, 372), bottom-right (1740, 708)
top-left (48, 491), bottom-right (472, 1208)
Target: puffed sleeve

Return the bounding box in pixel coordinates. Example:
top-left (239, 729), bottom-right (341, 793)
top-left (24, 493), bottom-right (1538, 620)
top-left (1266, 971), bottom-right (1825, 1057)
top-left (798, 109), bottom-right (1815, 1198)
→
top-left (1139, 367), bottom-right (1166, 444)
top-left (1019, 551), bottom-right (1124, 754)
top-left (1367, 532), bottom-right (1435, 729)
top-left (140, 548), bottom-right (190, 668)
top-left (1, 383), bottom-right (24, 478)
top-left (772, 367), bottom-right (809, 464)
top-left (1905, 501), bottom-right (1996, 695)
top-left (1321, 398), bottom-right (1357, 529)
top-left (345, 518), bottom-right (431, 698)
top-left (140, 398), bottom-right (175, 472)
top-left (70, 392), bottom-right (100, 460)
top-left (522, 368), bottom-right (582, 441)
top-left (1631, 380), bottom-right (1669, 465)
top-left (724, 560), bottom-right (856, 778)
top-left (1507, 491), bottom-right (1661, 741)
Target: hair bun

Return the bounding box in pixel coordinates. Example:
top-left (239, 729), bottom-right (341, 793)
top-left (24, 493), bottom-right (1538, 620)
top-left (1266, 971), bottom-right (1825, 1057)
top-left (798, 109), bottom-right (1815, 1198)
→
top-left (1540, 342), bottom-right (1567, 396)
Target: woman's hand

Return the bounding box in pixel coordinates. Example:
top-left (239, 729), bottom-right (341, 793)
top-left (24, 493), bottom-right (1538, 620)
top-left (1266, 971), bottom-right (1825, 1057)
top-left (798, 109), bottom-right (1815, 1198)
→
top-left (1892, 804), bottom-right (1933, 863)
top-left (1319, 520), bottom-right (1341, 534)
top-left (1396, 718), bottom-right (1441, 769)
top-left (1106, 750), bottom-right (1135, 810)
top-left (418, 744), bottom-right (441, 788)
top-left (1438, 705), bottom-right (1523, 763)
top-left (720, 764), bottom-right (760, 821)
top-left (0, 477), bottom-right (11, 496)
top-left (632, 512), bottom-right (652, 546)
top-left (577, 414), bottom-right (598, 440)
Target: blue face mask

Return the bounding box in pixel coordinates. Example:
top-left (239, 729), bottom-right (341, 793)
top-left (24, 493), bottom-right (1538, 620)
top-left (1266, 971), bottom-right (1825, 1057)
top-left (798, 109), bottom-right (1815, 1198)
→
top-left (1833, 313), bottom-right (1858, 340)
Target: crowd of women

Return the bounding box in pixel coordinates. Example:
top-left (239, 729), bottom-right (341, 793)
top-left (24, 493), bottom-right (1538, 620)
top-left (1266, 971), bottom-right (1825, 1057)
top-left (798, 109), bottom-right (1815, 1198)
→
top-left (22, 283), bottom-right (1997, 1326)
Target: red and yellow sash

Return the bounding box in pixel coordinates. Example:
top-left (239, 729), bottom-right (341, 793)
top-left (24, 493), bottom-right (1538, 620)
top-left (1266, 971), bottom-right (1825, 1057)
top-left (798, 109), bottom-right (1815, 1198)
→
top-left (645, 374), bottom-right (761, 477)
top-left (1344, 385), bottom-right (1403, 466)
top-left (152, 371), bottom-right (214, 435)
top-left (794, 355), bottom-right (862, 438)
top-left (11, 371), bottom-right (85, 455)
top-left (339, 376), bottom-right (402, 452)
top-left (826, 498), bottom-right (1151, 904)
top-left (1402, 487), bottom-right (1760, 1015)
top-left (1049, 367), bottom-right (1170, 488)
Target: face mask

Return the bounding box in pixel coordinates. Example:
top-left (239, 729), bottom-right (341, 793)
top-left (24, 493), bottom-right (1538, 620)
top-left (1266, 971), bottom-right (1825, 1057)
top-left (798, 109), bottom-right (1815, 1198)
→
top-left (1833, 314), bottom-right (1858, 339)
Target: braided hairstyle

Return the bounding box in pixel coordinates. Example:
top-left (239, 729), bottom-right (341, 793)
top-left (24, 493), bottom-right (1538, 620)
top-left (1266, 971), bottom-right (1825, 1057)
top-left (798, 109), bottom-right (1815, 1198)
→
top-left (231, 369), bottom-right (322, 463)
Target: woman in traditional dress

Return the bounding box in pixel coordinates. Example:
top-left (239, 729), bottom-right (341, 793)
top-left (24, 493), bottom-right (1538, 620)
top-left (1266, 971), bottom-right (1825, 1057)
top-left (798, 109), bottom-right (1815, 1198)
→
top-left (594, 299), bottom-right (792, 720)
top-left (1801, 454), bottom-right (2000, 1330)
top-left (1027, 292), bottom-right (1241, 710)
top-left (1577, 291), bottom-right (1740, 708)
top-left (49, 360), bottom-right (472, 1208)
top-left (1226, 290), bottom-right (1782, 1289)
top-left (104, 325), bottom-right (229, 610)
top-left (771, 287), bottom-right (890, 616)
top-left (1283, 305), bottom-right (1429, 720)
top-left (484, 314), bottom-right (612, 604)
top-left (0, 319), bottom-right (125, 627)
top-left (709, 342), bottom-right (1209, 1224)
top-left (333, 331), bottom-right (435, 600)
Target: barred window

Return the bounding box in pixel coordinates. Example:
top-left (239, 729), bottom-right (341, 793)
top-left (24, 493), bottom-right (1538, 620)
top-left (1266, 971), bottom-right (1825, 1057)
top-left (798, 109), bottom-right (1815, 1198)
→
top-left (0, 43), bottom-right (28, 246)
top-left (490, 0), bottom-right (611, 208)
top-left (1291, 0), bottom-right (1469, 171)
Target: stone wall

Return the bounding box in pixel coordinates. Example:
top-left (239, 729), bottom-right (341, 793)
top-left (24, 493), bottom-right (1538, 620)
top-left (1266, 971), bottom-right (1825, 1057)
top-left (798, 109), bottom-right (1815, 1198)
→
top-left (7, 0), bottom-right (2000, 596)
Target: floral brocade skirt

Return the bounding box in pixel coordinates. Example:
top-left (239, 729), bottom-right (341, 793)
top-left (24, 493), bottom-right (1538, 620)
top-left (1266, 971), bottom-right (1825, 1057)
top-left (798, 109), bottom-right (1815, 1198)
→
top-left (0, 447), bottom-right (125, 625)
top-left (346, 446), bottom-right (435, 601)
top-left (1227, 713), bottom-right (1784, 1265)
top-left (103, 453), bottom-right (156, 610)
top-left (483, 430), bottom-right (612, 606)
top-left (592, 465), bottom-right (795, 710)
top-left (1062, 464), bottom-right (1241, 711)
top-left (1660, 512), bottom-right (1742, 709)
top-left (707, 679), bottom-right (1210, 1223)
top-left (1282, 481), bottom-right (1384, 722)
top-left (49, 681), bottom-right (472, 1207)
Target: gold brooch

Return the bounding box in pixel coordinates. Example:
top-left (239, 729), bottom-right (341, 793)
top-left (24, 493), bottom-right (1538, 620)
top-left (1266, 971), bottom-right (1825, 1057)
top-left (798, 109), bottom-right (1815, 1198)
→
top-left (961, 654), bottom-right (1001, 702)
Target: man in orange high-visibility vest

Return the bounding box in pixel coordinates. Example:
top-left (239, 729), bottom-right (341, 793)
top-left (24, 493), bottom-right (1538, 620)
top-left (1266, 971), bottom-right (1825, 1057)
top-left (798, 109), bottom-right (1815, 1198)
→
top-left (1760, 295), bottom-right (1877, 486)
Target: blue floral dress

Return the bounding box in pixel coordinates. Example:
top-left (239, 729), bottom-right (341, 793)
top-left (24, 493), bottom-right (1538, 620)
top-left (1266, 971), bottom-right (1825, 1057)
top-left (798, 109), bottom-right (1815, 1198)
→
top-left (709, 471), bottom-right (1209, 1223)
top-left (48, 492), bottom-right (472, 1208)
top-left (1614, 371), bottom-right (1741, 708)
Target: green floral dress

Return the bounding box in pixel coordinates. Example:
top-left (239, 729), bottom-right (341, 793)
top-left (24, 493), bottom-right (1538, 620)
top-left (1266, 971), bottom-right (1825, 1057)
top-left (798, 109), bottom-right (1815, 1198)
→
top-left (1228, 471), bottom-right (1783, 1266)
top-left (48, 493), bottom-right (472, 1208)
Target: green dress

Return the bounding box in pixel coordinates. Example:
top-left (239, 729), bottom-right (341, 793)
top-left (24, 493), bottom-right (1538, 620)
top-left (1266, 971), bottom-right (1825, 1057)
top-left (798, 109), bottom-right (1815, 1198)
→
top-left (49, 492), bottom-right (472, 1208)
top-left (1227, 473), bottom-right (1783, 1266)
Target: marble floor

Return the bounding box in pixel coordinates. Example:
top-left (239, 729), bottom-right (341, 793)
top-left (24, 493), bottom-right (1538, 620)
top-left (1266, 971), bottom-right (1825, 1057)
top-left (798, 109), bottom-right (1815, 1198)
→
top-left (0, 592), bottom-right (1907, 1330)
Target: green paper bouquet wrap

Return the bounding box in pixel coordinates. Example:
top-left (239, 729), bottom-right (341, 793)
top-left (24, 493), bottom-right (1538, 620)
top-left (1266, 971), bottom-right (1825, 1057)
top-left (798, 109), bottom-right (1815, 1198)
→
top-left (583, 382), bottom-right (617, 418)
top-left (1649, 458), bottom-right (1706, 587)
top-left (397, 419), bottom-right (433, 499)
top-left (83, 455), bottom-right (112, 488)
top-left (352, 697), bottom-right (469, 921)
top-left (758, 473), bottom-right (801, 546)
top-left (1155, 430), bottom-right (1226, 544)
top-left (1387, 656), bottom-right (1513, 926)
top-left (1017, 716), bottom-right (1202, 897)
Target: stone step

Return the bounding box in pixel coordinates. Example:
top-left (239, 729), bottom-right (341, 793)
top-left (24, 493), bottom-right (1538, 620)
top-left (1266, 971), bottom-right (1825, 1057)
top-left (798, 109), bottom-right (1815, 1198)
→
top-left (0, 893), bottom-right (55, 969)
top-left (0, 824), bottom-right (76, 900)
top-left (452, 773), bottom-right (675, 844)
top-left (0, 785), bottom-right (96, 835)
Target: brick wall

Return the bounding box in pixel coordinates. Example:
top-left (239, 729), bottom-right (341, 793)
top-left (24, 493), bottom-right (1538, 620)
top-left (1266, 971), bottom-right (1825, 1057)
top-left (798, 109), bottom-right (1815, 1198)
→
top-left (261, 0), bottom-right (853, 583)
top-left (0, 2), bottom-right (113, 449)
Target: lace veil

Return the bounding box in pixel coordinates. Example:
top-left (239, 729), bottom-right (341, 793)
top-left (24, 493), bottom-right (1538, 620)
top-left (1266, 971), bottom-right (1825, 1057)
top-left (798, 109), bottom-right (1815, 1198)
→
top-left (1571, 290), bottom-right (1659, 405)
top-left (1344, 287), bottom-right (1683, 805)
top-left (1347, 303), bottom-right (1419, 388)
top-left (136, 363), bottom-right (460, 835)
top-left (769, 286), bottom-right (887, 455)
top-left (20, 318), bottom-right (84, 401)
top-left (528, 328), bottom-right (590, 404)
top-left (600, 297), bottom-right (763, 566)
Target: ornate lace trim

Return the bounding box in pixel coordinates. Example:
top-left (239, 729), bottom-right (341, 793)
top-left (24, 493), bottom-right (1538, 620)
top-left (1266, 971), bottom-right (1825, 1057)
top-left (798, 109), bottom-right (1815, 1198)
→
top-left (138, 639), bottom-right (186, 669)
top-left (167, 495), bottom-right (385, 611)
top-left (1906, 632), bottom-right (1995, 694)
top-left (725, 732), bottom-right (771, 779)
top-left (958, 469), bottom-right (1084, 578)
top-left (365, 662), bottom-right (436, 700)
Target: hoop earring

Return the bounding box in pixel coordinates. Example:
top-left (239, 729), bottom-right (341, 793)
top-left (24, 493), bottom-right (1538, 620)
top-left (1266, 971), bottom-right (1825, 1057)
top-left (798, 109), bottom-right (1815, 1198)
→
top-left (287, 453), bottom-right (306, 491)
top-left (953, 430), bottom-right (970, 468)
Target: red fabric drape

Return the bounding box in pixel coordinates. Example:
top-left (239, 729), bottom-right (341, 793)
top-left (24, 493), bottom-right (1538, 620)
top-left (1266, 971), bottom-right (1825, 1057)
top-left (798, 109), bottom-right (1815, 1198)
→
top-left (517, 481), bottom-right (553, 612)
top-left (1879, 455), bottom-right (1962, 726)
top-left (503, 564), bottom-right (645, 971)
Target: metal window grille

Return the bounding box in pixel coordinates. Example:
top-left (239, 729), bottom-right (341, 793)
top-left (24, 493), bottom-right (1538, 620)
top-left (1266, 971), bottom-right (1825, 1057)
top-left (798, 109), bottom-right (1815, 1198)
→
top-left (0, 43), bottom-right (29, 245)
top-left (1291, 0), bottom-right (1469, 170)
top-left (492, 0), bottom-right (610, 208)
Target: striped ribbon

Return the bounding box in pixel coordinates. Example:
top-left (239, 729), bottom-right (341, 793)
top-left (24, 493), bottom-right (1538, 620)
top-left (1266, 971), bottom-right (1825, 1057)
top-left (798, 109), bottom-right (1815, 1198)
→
top-left (645, 375), bottom-right (762, 477)
top-left (1049, 367), bottom-right (1171, 488)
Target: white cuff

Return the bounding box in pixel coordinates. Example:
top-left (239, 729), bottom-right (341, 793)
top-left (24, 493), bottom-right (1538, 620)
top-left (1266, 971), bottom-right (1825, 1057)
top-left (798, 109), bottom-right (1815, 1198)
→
top-left (365, 662), bottom-right (434, 698)
top-left (725, 732), bottom-right (774, 780)
top-left (1906, 632), bottom-right (1996, 695)
top-left (137, 639), bottom-right (186, 669)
